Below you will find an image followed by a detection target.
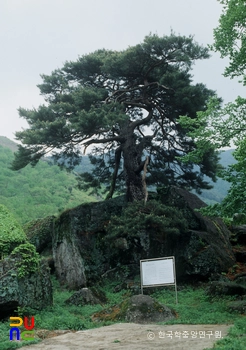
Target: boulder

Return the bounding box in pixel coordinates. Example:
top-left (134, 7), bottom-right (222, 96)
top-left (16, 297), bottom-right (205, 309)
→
top-left (52, 196), bottom-right (126, 289)
top-left (234, 273), bottom-right (246, 286)
top-left (91, 294), bottom-right (176, 323)
top-left (123, 294), bottom-right (176, 323)
top-left (206, 281), bottom-right (246, 296)
top-left (0, 244), bottom-right (52, 317)
top-left (233, 248), bottom-right (246, 263)
top-left (230, 225), bottom-right (246, 245)
top-left (53, 235), bottom-right (86, 290)
top-left (232, 213), bottom-right (246, 225)
top-left (227, 300), bottom-right (246, 314)
top-left (0, 206), bottom-right (53, 317)
top-left (65, 287), bottom-right (107, 306)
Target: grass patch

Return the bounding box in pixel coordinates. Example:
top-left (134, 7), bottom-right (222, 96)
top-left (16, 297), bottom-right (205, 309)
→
top-left (204, 318), bottom-right (246, 349)
top-left (152, 286), bottom-right (240, 324)
top-left (0, 322), bottom-right (40, 350)
top-left (0, 278), bottom-right (245, 350)
top-left (152, 286), bottom-right (246, 349)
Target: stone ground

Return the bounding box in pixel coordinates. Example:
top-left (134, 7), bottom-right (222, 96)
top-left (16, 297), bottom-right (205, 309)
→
top-left (18, 323), bottom-right (231, 350)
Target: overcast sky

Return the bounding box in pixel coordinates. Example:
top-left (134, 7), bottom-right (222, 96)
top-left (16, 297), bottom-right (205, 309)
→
top-left (1, 0), bottom-right (244, 141)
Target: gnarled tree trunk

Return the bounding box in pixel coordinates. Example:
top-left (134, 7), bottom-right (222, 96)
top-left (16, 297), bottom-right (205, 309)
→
top-left (122, 126), bottom-right (147, 202)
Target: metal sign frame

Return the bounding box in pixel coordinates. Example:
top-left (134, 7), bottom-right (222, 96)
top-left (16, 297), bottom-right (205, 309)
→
top-left (140, 256), bottom-right (178, 303)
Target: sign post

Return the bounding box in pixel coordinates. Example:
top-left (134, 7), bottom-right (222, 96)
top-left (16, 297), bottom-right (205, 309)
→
top-left (140, 256), bottom-right (178, 303)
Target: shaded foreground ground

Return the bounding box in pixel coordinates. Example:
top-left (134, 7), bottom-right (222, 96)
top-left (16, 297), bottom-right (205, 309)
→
top-left (19, 323), bottom-right (231, 350)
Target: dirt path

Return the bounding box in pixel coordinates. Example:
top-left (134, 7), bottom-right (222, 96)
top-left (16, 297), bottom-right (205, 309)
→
top-left (17, 323), bottom-right (231, 350)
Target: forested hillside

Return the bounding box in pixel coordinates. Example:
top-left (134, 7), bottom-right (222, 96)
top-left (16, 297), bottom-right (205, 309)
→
top-left (0, 136), bottom-right (18, 152)
top-left (0, 138), bottom-right (97, 224)
top-left (198, 149), bottom-right (235, 204)
top-left (0, 136), bottom-right (236, 223)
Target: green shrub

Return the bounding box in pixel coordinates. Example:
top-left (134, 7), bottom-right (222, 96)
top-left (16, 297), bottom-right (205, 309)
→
top-left (10, 243), bottom-right (40, 278)
top-left (0, 205), bottom-right (26, 258)
top-left (106, 200), bottom-right (188, 240)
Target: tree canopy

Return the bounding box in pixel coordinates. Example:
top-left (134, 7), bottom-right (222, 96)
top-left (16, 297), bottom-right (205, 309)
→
top-left (180, 0), bottom-right (246, 217)
top-left (12, 33), bottom-right (220, 201)
top-left (212, 0), bottom-right (246, 83)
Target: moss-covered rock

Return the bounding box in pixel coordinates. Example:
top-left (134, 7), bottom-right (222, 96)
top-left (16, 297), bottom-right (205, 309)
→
top-left (234, 273), bottom-right (246, 286)
top-left (206, 281), bottom-right (246, 296)
top-left (98, 187), bottom-right (235, 282)
top-left (156, 186), bottom-right (236, 280)
top-left (65, 287), bottom-right (107, 306)
top-left (0, 252), bottom-right (52, 315)
top-left (26, 188), bottom-right (236, 288)
top-left (230, 225), bottom-right (246, 245)
top-left (23, 216), bottom-right (55, 253)
top-left (0, 206), bottom-right (53, 317)
top-left (228, 299), bottom-right (246, 314)
top-left (92, 294), bottom-right (176, 323)
top-left (52, 196), bottom-right (126, 289)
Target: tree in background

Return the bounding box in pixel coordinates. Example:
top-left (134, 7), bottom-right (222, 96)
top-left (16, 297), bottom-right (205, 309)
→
top-left (213, 0), bottom-right (246, 82)
top-left (12, 34), bottom-right (219, 201)
top-left (179, 0), bottom-right (246, 217)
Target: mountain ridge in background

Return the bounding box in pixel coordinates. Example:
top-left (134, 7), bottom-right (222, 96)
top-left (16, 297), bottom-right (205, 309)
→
top-left (0, 136), bottom-right (235, 223)
top-left (0, 136), bottom-right (97, 224)
top-left (0, 136), bottom-right (18, 152)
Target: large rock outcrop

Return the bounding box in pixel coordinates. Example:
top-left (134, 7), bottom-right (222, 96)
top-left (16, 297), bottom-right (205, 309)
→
top-left (0, 245), bottom-right (52, 316)
top-left (96, 187), bottom-right (236, 282)
top-left (0, 205), bottom-right (53, 317)
top-left (151, 186), bottom-right (236, 280)
top-left (24, 216), bottom-right (54, 254)
top-left (26, 188), bottom-right (236, 288)
top-left (52, 196), bottom-right (126, 289)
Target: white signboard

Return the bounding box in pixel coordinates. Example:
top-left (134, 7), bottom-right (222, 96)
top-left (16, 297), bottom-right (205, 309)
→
top-left (140, 256), bottom-right (178, 303)
top-left (141, 258), bottom-right (175, 286)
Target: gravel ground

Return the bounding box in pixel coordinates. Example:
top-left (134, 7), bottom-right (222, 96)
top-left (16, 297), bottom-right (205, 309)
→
top-left (17, 323), bottom-right (231, 350)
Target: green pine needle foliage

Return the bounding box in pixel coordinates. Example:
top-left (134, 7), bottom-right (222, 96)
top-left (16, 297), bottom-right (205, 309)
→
top-left (106, 200), bottom-right (188, 240)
